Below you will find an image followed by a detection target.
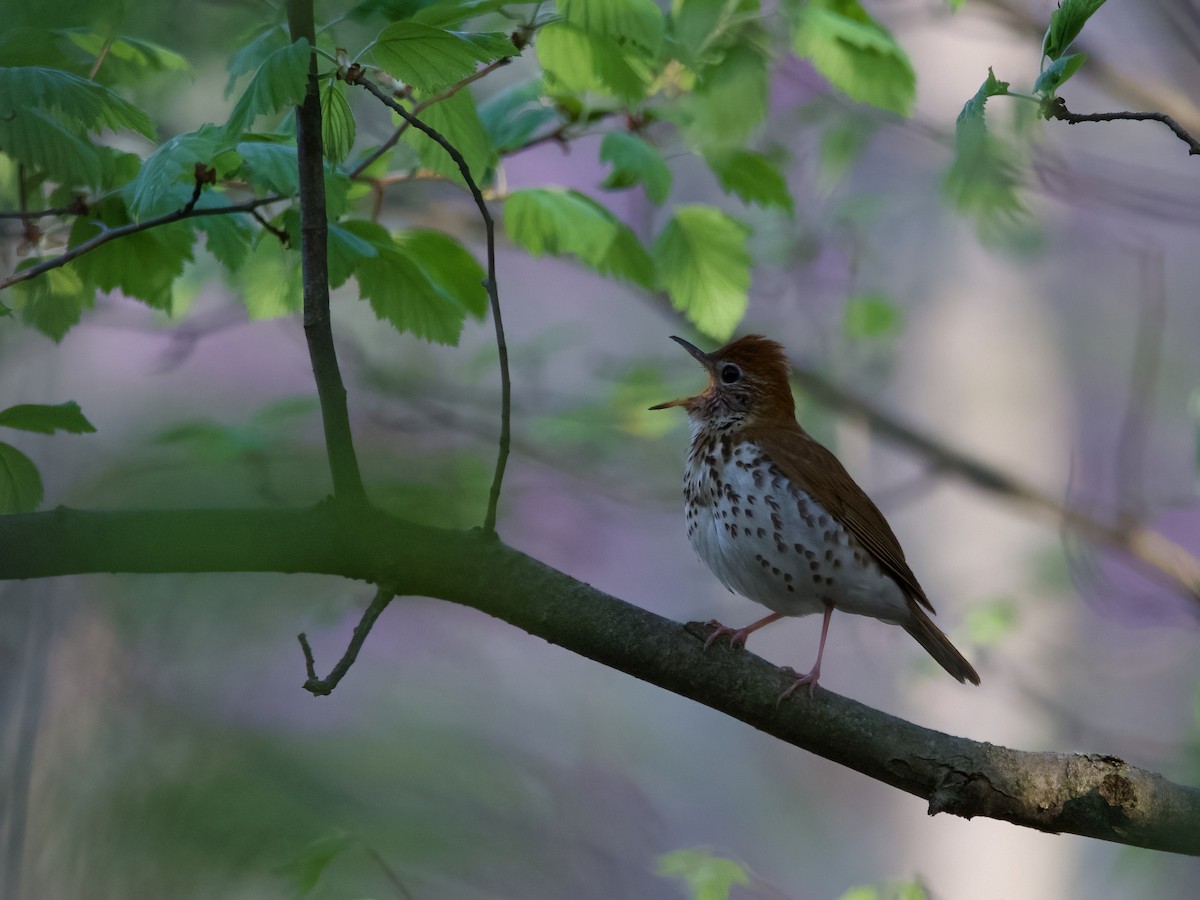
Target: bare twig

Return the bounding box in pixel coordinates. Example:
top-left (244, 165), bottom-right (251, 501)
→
top-left (0, 195), bottom-right (282, 291)
top-left (1042, 98), bottom-right (1200, 156)
top-left (349, 70), bottom-right (511, 535)
top-left (287, 0), bottom-right (366, 502)
top-left (298, 586), bottom-right (395, 695)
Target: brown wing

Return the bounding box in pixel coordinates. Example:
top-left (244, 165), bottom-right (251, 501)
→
top-left (746, 423), bottom-right (936, 613)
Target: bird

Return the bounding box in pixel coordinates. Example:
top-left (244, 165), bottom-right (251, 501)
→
top-left (650, 334), bottom-right (980, 698)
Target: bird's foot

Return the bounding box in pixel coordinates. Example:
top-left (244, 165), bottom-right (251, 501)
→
top-left (703, 619), bottom-right (752, 650)
top-left (777, 665), bottom-right (820, 702)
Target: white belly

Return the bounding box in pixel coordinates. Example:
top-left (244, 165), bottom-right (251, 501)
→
top-left (684, 442), bottom-right (909, 622)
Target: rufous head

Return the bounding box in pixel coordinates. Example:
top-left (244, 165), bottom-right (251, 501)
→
top-left (650, 334), bottom-right (795, 427)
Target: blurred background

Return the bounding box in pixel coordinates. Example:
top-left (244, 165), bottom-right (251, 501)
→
top-left (3, 0), bottom-right (1200, 897)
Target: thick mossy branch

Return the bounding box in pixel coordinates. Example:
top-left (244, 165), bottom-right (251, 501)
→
top-left (1, 504), bottom-right (1199, 855)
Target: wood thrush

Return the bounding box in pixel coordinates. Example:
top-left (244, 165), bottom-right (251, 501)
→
top-left (651, 334), bottom-right (980, 697)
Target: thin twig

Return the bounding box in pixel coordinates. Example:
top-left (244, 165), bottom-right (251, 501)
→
top-left (299, 586), bottom-right (395, 695)
top-left (350, 70), bottom-right (511, 535)
top-left (0, 199), bottom-right (88, 220)
top-left (1043, 98), bottom-right (1200, 156)
top-left (0, 195), bottom-right (282, 291)
top-left (348, 58), bottom-right (511, 180)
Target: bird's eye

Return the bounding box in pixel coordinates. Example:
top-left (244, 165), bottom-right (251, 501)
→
top-left (719, 363), bottom-right (742, 384)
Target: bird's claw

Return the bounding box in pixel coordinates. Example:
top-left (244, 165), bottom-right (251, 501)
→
top-left (703, 619), bottom-right (750, 649)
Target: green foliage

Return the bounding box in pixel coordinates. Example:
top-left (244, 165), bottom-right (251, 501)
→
top-left (537, 21), bottom-right (652, 103)
top-left (402, 89), bottom-right (495, 184)
top-left (677, 42), bottom-right (769, 150)
top-left (791, 0), bottom-right (916, 117)
top-left (505, 188), bottom-right (654, 287)
top-left (561, 0), bottom-right (665, 57)
top-left (477, 80), bottom-right (563, 152)
top-left (1043, 0), bottom-right (1108, 61)
top-left (0, 401), bottom-right (95, 435)
top-left (703, 147), bottom-right (793, 213)
top-left (653, 205), bottom-right (750, 341)
top-left (599, 131), bottom-right (672, 203)
top-left (657, 848), bottom-right (751, 900)
top-left (0, 441), bottom-right (42, 513)
top-left (843, 292), bottom-right (901, 339)
top-left (1034, 52), bottom-right (1086, 99)
top-left (320, 80), bottom-right (356, 164)
top-left (276, 831), bottom-right (354, 897)
top-left (225, 38), bottom-right (312, 137)
top-left (10, 264), bottom-right (94, 342)
top-left (839, 878), bottom-right (930, 900)
top-left (370, 22), bottom-right (516, 93)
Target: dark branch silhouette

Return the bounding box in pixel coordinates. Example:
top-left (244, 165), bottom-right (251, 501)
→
top-left (299, 586), bottom-right (395, 695)
top-left (1043, 98), bottom-right (1200, 156)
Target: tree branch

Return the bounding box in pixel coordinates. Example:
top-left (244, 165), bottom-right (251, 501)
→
top-left (1042, 98), bottom-right (1200, 156)
top-left (348, 70), bottom-right (511, 535)
top-left (1, 504), bottom-right (1198, 855)
top-left (287, 0), bottom-right (366, 503)
top-left (298, 586), bottom-right (394, 694)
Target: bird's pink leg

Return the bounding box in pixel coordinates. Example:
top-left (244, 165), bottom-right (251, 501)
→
top-left (704, 612), bottom-right (784, 649)
top-left (779, 601), bottom-right (834, 700)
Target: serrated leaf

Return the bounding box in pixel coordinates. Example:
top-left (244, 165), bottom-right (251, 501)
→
top-left (395, 229), bottom-right (488, 318)
top-left (671, 0), bottom-right (762, 67)
top-left (225, 38), bottom-right (311, 136)
top-left (0, 401), bottom-right (96, 435)
top-left (10, 263), bottom-right (94, 342)
top-left (653, 205), bottom-right (750, 340)
top-left (69, 200), bottom-right (194, 311)
top-left (1043, 0), bottom-right (1107, 60)
top-left (402, 90), bottom-right (495, 185)
top-left (792, 0), bottom-right (915, 116)
top-left (537, 21), bottom-right (651, 102)
top-left (235, 138), bottom-right (300, 194)
top-left (320, 79), bottom-right (356, 164)
top-left (703, 147), bottom-right (793, 213)
top-left (341, 220), bottom-right (474, 344)
top-left (561, 0), bottom-right (665, 56)
top-left (0, 66), bottom-right (154, 136)
top-left (237, 235), bottom-right (303, 318)
top-left (505, 187), bottom-right (654, 286)
top-left (1034, 52), bottom-right (1086, 98)
top-left (128, 125), bottom-right (229, 219)
top-left (327, 221), bottom-right (379, 288)
top-left (600, 131), bottom-right (672, 203)
top-left (478, 80), bottom-right (563, 152)
top-left (0, 442), bottom-right (43, 513)
top-left (843, 292), bottom-right (901, 339)
top-left (227, 25), bottom-right (290, 94)
top-left (195, 198), bottom-right (255, 272)
top-left (372, 22), bottom-right (516, 93)
top-left (61, 30), bottom-right (190, 81)
top-left (657, 848), bottom-right (751, 900)
top-left (678, 42), bottom-right (768, 149)
top-left (0, 108), bottom-right (104, 186)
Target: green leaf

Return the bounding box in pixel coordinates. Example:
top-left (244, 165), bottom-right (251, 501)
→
top-left (195, 199), bottom-right (255, 272)
top-left (11, 263), bottom-right (94, 342)
top-left (0, 442), bottom-right (43, 513)
top-left (235, 138), bottom-right (301, 195)
top-left (402, 90), bottom-right (496, 186)
top-left (478, 80), bottom-right (563, 152)
top-left (944, 69), bottom-right (1026, 240)
top-left (1043, 0), bottom-right (1108, 60)
top-left (395, 229), bottom-right (488, 318)
top-left (320, 79), bottom-right (356, 164)
top-left (600, 132), bottom-right (672, 203)
top-left (843, 292), bottom-right (901, 339)
top-left (69, 201), bottom-right (194, 311)
top-left (0, 401), bottom-right (96, 435)
top-left (703, 148), bottom-right (793, 213)
top-left (237, 236), bottom-right (303, 319)
top-left (0, 66), bottom-right (154, 136)
top-left (537, 21), bottom-right (651, 102)
top-left (343, 220), bottom-right (475, 344)
top-left (817, 119), bottom-right (872, 185)
top-left (128, 125), bottom-right (230, 219)
top-left (226, 25), bottom-right (289, 94)
top-left (276, 831), bottom-right (353, 897)
top-left (653, 205), bottom-right (750, 340)
top-left (671, 0), bottom-right (763, 69)
top-left (224, 38), bottom-right (311, 136)
top-left (61, 30), bottom-right (190, 81)
top-left (0, 108), bottom-right (104, 187)
top-left (678, 42), bottom-right (768, 149)
top-left (1034, 52), bottom-right (1086, 98)
top-left (504, 187), bottom-right (654, 286)
top-left (561, 0), bottom-right (665, 56)
top-left (791, 0), bottom-right (916, 116)
top-left (657, 848), bottom-right (751, 900)
top-left (372, 22), bottom-right (516, 93)
top-left (327, 221), bottom-right (379, 289)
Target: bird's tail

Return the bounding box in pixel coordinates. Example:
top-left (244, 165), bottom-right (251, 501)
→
top-left (903, 605), bottom-right (980, 685)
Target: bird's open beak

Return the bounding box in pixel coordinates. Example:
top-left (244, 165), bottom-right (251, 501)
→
top-left (649, 336), bottom-right (714, 410)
